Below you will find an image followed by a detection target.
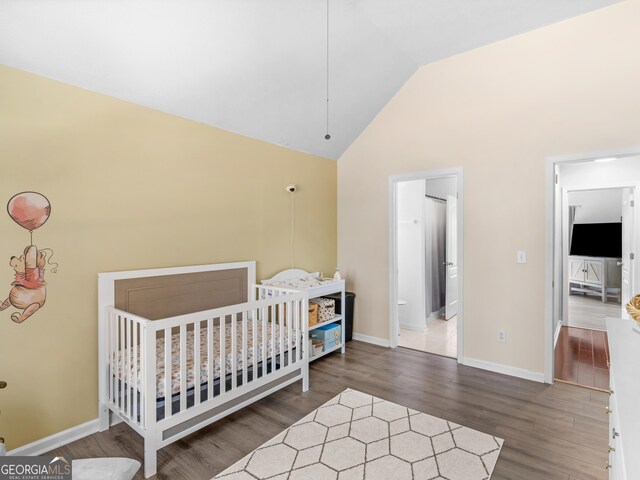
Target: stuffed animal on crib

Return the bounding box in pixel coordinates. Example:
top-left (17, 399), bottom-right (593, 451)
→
top-left (0, 245), bottom-right (48, 323)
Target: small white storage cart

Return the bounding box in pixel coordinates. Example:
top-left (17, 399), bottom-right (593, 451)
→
top-left (262, 269), bottom-right (345, 361)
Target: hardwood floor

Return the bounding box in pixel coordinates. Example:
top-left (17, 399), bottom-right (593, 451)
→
top-left (555, 326), bottom-right (610, 392)
top-left (48, 342), bottom-right (609, 479)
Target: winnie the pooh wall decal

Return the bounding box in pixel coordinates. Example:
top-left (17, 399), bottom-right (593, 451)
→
top-left (1, 192), bottom-right (58, 323)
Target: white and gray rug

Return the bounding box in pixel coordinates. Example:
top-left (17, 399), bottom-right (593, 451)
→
top-left (214, 389), bottom-right (503, 480)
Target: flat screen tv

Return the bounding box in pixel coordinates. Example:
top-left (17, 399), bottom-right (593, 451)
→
top-left (570, 222), bottom-right (622, 258)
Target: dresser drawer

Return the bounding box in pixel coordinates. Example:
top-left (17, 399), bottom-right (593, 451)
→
top-left (608, 373), bottom-right (626, 479)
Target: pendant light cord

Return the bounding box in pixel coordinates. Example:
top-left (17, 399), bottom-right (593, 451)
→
top-left (289, 191), bottom-right (295, 269)
top-left (325, 0), bottom-right (331, 140)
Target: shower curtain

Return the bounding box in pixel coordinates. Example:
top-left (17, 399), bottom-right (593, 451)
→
top-left (425, 197), bottom-right (447, 318)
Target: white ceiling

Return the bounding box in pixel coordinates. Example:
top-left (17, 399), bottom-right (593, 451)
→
top-left (0, 0), bottom-right (619, 159)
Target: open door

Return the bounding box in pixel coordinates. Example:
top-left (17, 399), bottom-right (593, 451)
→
top-left (621, 187), bottom-right (634, 317)
top-left (445, 194), bottom-right (458, 319)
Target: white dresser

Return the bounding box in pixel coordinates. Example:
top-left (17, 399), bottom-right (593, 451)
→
top-left (606, 317), bottom-right (640, 479)
top-left (570, 256), bottom-right (621, 302)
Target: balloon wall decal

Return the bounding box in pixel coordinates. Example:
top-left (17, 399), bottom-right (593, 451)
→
top-left (2, 192), bottom-right (58, 324)
top-left (7, 192), bottom-right (51, 232)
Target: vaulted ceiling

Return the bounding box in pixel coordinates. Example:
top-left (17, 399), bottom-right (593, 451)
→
top-left (0, 0), bottom-right (619, 159)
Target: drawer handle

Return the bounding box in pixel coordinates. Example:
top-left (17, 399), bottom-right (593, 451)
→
top-left (605, 406), bottom-right (613, 415)
top-left (606, 461), bottom-right (612, 470)
top-left (608, 445), bottom-right (616, 453)
top-left (0, 381), bottom-right (6, 389)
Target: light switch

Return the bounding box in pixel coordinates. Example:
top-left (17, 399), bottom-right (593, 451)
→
top-left (517, 251), bottom-right (527, 264)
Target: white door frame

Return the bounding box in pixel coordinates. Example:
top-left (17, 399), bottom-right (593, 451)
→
top-left (545, 147), bottom-right (640, 383)
top-left (561, 184), bottom-right (637, 327)
top-left (388, 167), bottom-right (464, 362)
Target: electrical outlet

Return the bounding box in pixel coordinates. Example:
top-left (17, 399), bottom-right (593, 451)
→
top-left (497, 329), bottom-right (506, 343)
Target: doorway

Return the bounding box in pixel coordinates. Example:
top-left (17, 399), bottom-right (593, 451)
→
top-left (389, 169), bottom-right (463, 361)
top-left (546, 154), bottom-right (640, 387)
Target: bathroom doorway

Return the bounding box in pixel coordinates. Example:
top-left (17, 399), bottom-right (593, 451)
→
top-left (390, 170), bottom-right (462, 359)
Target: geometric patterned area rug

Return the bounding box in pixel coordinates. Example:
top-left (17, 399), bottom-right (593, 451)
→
top-left (214, 389), bottom-right (504, 480)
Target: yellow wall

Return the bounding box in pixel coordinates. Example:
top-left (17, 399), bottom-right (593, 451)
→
top-left (0, 65), bottom-right (336, 450)
top-left (338, 1), bottom-right (640, 374)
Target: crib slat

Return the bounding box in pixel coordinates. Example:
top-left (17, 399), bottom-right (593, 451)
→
top-left (261, 307), bottom-right (267, 377)
top-left (142, 322), bottom-right (158, 433)
top-left (127, 317), bottom-right (132, 419)
top-left (106, 310), bottom-right (111, 404)
top-left (119, 315), bottom-right (125, 411)
top-left (164, 329), bottom-right (171, 419)
top-left (180, 325), bottom-right (187, 412)
top-left (109, 311), bottom-right (115, 404)
top-left (299, 300), bottom-right (303, 361)
top-left (231, 313), bottom-right (237, 390)
top-left (271, 305), bottom-right (276, 373)
top-left (139, 323), bottom-right (144, 428)
top-left (115, 314), bottom-right (120, 409)
top-left (278, 303), bottom-right (284, 369)
top-left (194, 321), bottom-right (201, 406)
top-left (207, 318), bottom-right (213, 400)
top-left (108, 311), bottom-right (113, 404)
top-left (133, 321), bottom-right (138, 423)
top-left (296, 300), bottom-right (302, 361)
top-left (260, 307), bottom-right (268, 377)
top-left (252, 309), bottom-right (257, 382)
top-left (241, 312), bottom-right (248, 386)
top-left (291, 301), bottom-right (296, 365)
top-left (299, 300), bottom-right (304, 361)
top-left (287, 301), bottom-right (293, 367)
top-left (220, 318), bottom-right (226, 394)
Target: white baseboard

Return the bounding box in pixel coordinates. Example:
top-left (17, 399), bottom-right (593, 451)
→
top-left (462, 357), bottom-right (545, 383)
top-left (554, 320), bottom-right (563, 348)
top-left (399, 322), bottom-right (426, 332)
top-left (352, 333), bottom-right (390, 348)
top-left (8, 419), bottom-right (100, 457)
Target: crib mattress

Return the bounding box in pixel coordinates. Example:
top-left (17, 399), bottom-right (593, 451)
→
top-left (113, 320), bottom-right (293, 399)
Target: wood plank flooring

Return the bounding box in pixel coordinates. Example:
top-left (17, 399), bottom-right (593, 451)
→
top-left (47, 341), bottom-right (609, 479)
top-left (554, 326), bottom-right (610, 392)
top-left (567, 295), bottom-right (621, 331)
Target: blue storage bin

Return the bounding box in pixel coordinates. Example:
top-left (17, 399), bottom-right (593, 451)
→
top-left (310, 323), bottom-right (342, 351)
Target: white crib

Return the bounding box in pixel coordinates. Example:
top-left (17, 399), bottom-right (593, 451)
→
top-left (97, 262), bottom-right (309, 478)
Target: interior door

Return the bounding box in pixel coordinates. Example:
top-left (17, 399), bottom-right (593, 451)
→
top-left (621, 187), bottom-right (634, 317)
top-left (445, 195), bottom-right (458, 320)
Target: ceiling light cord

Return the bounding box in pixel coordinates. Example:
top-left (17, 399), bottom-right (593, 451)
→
top-left (289, 192), bottom-right (295, 269)
top-left (324, 0), bottom-right (331, 141)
